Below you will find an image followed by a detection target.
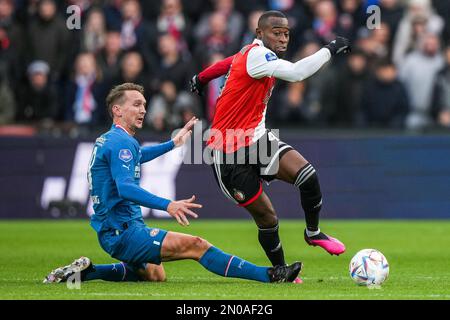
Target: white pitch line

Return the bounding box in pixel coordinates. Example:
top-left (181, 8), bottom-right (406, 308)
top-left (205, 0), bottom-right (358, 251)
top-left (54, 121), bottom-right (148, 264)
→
top-left (2, 292), bottom-right (450, 299)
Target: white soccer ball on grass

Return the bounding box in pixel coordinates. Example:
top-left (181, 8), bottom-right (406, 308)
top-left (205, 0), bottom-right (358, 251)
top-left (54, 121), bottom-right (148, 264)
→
top-left (349, 249), bottom-right (389, 287)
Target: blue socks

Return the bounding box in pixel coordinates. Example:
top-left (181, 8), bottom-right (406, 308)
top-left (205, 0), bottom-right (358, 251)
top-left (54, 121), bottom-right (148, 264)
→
top-left (83, 263), bottom-right (141, 282)
top-left (199, 246), bottom-right (270, 283)
top-left (82, 247), bottom-right (271, 283)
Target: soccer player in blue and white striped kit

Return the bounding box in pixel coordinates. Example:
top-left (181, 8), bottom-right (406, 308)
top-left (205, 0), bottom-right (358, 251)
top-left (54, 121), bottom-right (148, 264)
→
top-left (44, 83), bottom-right (301, 284)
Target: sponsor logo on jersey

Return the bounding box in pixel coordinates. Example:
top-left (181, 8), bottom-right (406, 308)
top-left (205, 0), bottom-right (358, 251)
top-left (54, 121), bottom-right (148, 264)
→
top-left (265, 52), bottom-right (278, 62)
top-left (150, 228), bottom-right (160, 237)
top-left (95, 136), bottom-right (106, 146)
top-left (134, 165), bottom-right (140, 178)
top-left (233, 189), bottom-right (246, 202)
top-left (91, 195), bottom-right (100, 204)
top-left (119, 149), bottom-right (133, 162)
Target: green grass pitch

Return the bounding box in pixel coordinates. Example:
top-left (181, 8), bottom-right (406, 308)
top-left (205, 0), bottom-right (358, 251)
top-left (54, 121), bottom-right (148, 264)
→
top-left (1, 219), bottom-right (449, 300)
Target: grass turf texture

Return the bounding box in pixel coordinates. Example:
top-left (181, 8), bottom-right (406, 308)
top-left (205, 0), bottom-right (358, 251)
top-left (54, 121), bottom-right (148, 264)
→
top-left (0, 220), bottom-right (449, 300)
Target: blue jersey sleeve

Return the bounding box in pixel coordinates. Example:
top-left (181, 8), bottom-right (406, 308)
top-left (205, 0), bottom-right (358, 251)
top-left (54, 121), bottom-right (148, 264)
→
top-left (140, 140), bottom-right (175, 164)
top-left (108, 141), bottom-right (171, 211)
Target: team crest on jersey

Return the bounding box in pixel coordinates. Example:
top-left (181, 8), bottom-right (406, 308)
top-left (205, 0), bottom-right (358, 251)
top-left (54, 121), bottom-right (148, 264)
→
top-left (150, 228), bottom-right (160, 237)
top-left (233, 189), bottom-right (246, 202)
top-left (119, 149), bottom-right (133, 162)
top-left (265, 52), bottom-right (278, 61)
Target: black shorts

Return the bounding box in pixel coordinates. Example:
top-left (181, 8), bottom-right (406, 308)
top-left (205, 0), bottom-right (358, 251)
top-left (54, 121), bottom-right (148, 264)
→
top-left (210, 130), bottom-right (293, 207)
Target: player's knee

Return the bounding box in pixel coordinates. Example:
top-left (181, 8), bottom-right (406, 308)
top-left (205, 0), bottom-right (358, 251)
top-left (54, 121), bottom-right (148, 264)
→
top-left (295, 165), bottom-right (322, 209)
top-left (295, 165), bottom-right (321, 194)
top-left (188, 236), bottom-right (211, 258)
top-left (192, 236), bottom-right (211, 250)
top-left (142, 266), bottom-right (166, 282)
top-left (253, 208), bottom-right (278, 228)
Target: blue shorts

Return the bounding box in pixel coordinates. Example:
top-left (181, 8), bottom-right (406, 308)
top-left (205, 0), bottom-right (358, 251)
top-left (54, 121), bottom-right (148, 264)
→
top-left (98, 221), bottom-right (168, 269)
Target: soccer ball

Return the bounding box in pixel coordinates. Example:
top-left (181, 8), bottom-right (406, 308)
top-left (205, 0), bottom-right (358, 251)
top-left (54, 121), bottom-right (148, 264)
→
top-left (349, 249), bottom-right (389, 286)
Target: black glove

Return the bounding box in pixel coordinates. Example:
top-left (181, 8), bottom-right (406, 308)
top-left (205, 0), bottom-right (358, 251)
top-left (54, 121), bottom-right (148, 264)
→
top-left (324, 37), bottom-right (351, 56)
top-left (189, 74), bottom-right (204, 96)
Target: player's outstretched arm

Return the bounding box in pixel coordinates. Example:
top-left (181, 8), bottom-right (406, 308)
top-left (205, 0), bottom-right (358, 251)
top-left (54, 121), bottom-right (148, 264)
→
top-left (115, 177), bottom-right (201, 225)
top-left (249, 37), bottom-right (351, 83)
top-left (190, 55), bottom-right (235, 96)
top-left (115, 176), bottom-right (172, 211)
top-left (166, 195), bottom-right (202, 226)
top-left (140, 117), bottom-right (198, 163)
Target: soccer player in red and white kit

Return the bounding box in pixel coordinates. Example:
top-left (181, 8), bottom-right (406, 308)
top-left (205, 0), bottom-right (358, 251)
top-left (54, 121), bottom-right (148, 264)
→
top-left (190, 11), bottom-right (351, 281)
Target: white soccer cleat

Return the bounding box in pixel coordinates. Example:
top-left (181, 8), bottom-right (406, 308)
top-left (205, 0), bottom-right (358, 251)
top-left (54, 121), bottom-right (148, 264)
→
top-left (43, 257), bottom-right (92, 284)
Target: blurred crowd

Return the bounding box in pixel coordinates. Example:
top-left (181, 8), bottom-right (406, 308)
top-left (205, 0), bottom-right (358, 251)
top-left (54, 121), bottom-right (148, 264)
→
top-left (0, 0), bottom-right (449, 136)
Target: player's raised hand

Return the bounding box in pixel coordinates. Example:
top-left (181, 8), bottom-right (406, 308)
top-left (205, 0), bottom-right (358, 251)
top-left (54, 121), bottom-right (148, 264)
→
top-left (167, 195), bottom-right (202, 226)
top-left (190, 75), bottom-right (204, 96)
top-left (172, 116), bottom-right (198, 147)
top-left (324, 37), bottom-right (351, 56)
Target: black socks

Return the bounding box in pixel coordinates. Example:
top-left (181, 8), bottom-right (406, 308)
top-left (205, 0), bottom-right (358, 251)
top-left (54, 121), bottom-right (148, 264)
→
top-left (258, 223), bottom-right (286, 267)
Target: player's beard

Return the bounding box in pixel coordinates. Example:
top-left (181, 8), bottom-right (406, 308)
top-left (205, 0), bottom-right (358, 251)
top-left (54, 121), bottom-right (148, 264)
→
top-left (276, 50), bottom-right (286, 58)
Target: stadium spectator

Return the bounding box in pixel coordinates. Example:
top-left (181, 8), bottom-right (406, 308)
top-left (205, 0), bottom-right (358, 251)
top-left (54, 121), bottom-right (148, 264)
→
top-left (379, 0), bottom-right (405, 45)
top-left (194, 0), bottom-right (244, 50)
top-left (194, 11), bottom-right (235, 67)
top-left (299, 0), bottom-right (319, 28)
top-left (272, 41), bottom-right (337, 126)
top-left (392, 0), bottom-right (444, 66)
top-left (311, 0), bottom-right (339, 44)
top-left (431, 45), bottom-right (450, 128)
top-left (112, 51), bottom-right (151, 99)
top-left (0, 26), bottom-right (19, 90)
top-left (0, 0), bottom-right (23, 50)
top-left (399, 33), bottom-right (445, 130)
top-left (155, 33), bottom-right (194, 92)
top-left (173, 90), bottom-right (202, 127)
top-left (65, 0), bottom-right (94, 15)
top-left (97, 30), bottom-right (124, 82)
top-left (156, 0), bottom-right (192, 59)
top-left (361, 59), bottom-right (409, 128)
top-left (113, 51), bottom-right (149, 95)
top-left (119, 0), bottom-right (158, 72)
top-left (335, 0), bottom-right (366, 42)
top-left (146, 80), bottom-right (176, 132)
top-left (266, 0), bottom-right (309, 55)
top-left (146, 80), bottom-right (198, 132)
top-left (64, 52), bottom-right (107, 127)
top-left (331, 48), bottom-right (370, 127)
top-left (240, 9), bottom-right (264, 48)
top-left (103, 0), bottom-right (123, 31)
top-left (16, 61), bottom-right (58, 126)
top-left (356, 22), bottom-right (392, 64)
top-left (81, 7), bottom-right (107, 54)
top-left (233, 0), bottom-right (267, 18)
top-left (0, 0), bottom-right (448, 133)
top-left (0, 71), bottom-right (15, 125)
top-left (26, 0), bottom-right (70, 81)
top-left (0, 0), bottom-right (24, 86)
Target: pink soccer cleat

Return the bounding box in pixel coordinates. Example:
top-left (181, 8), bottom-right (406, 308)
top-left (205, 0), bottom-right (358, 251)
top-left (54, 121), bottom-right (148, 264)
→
top-left (304, 230), bottom-right (346, 256)
top-left (293, 277), bottom-right (303, 284)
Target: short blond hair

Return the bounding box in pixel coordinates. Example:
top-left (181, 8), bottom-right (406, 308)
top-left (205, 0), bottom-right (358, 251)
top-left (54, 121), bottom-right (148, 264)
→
top-left (106, 83), bottom-right (145, 118)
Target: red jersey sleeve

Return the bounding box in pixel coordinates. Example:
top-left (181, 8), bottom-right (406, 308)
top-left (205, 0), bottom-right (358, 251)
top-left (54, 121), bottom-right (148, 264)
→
top-left (198, 55), bottom-right (235, 84)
